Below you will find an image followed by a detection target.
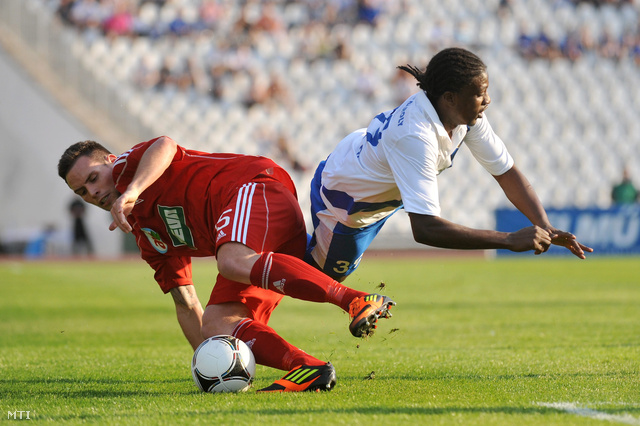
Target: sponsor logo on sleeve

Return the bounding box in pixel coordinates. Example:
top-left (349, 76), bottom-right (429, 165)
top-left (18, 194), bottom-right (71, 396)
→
top-left (141, 228), bottom-right (168, 254)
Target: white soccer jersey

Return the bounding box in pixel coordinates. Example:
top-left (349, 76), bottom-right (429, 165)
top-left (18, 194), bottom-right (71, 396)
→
top-left (318, 91), bottom-right (514, 229)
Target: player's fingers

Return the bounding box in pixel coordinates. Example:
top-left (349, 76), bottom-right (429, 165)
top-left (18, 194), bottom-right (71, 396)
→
top-left (117, 215), bottom-right (131, 233)
top-left (573, 248), bottom-right (586, 259)
top-left (562, 241), bottom-right (586, 259)
top-left (534, 239), bottom-right (547, 254)
top-left (580, 243), bottom-right (594, 253)
top-left (109, 208), bottom-right (130, 233)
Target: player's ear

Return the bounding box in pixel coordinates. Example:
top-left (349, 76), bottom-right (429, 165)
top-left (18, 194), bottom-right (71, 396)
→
top-left (442, 91), bottom-right (456, 106)
top-left (106, 154), bottom-right (117, 164)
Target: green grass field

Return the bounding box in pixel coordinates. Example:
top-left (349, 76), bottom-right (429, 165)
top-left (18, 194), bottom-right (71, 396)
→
top-left (1, 255), bottom-right (638, 425)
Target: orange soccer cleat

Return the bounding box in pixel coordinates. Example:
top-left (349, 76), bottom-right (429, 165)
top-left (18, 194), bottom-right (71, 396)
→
top-left (257, 363), bottom-right (337, 393)
top-left (348, 293), bottom-right (396, 338)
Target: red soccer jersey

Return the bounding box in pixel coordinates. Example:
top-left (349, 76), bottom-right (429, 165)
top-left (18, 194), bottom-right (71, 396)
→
top-left (112, 137), bottom-right (296, 293)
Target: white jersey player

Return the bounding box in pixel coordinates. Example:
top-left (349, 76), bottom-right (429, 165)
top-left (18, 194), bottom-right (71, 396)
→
top-left (306, 47), bottom-right (592, 281)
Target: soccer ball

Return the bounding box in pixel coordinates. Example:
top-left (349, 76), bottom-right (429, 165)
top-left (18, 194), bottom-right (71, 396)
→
top-left (191, 335), bottom-right (256, 393)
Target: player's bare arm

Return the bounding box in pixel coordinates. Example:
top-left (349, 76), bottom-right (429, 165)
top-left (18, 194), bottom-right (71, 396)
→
top-left (408, 213), bottom-right (552, 253)
top-left (494, 165), bottom-right (592, 258)
top-left (493, 165), bottom-right (552, 229)
top-left (170, 285), bottom-right (205, 350)
top-left (110, 136), bottom-right (178, 233)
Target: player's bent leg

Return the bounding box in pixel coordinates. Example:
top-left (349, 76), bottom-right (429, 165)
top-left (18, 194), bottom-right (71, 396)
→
top-left (249, 251), bottom-right (397, 337)
top-left (232, 317), bottom-right (327, 373)
top-left (216, 242), bottom-right (260, 285)
top-left (257, 362), bottom-right (337, 393)
top-left (201, 302), bottom-right (250, 338)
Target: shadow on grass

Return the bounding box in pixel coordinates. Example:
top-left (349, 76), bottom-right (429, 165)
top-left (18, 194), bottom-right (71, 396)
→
top-left (31, 405), bottom-right (640, 422)
top-left (0, 377), bottom-right (195, 399)
top-left (195, 405), bottom-right (640, 416)
top-left (342, 370), bottom-right (638, 382)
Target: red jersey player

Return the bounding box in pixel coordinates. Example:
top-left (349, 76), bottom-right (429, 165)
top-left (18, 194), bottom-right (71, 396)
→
top-left (58, 135), bottom-right (395, 392)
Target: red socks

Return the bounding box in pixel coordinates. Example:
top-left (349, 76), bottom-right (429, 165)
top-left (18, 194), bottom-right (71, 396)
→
top-left (241, 252), bottom-right (372, 372)
top-left (232, 318), bottom-right (323, 371)
top-left (249, 252), bottom-right (366, 312)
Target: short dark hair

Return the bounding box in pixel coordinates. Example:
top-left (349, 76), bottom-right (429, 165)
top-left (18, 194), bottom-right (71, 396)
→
top-left (58, 140), bottom-right (111, 181)
top-left (398, 47), bottom-right (487, 104)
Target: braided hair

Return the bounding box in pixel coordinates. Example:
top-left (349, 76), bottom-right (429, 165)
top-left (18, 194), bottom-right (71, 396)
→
top-left (398, 47), bottom-right (487, 104)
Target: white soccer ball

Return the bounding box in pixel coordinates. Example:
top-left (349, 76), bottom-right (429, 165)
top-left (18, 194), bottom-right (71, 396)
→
top-left (191, 335), bottom-right (256, 393)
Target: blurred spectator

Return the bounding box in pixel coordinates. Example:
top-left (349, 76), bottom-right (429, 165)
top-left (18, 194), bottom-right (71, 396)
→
top-left (299, 21), bottom-right (334, 61)
top-left (184, 56), bottom-right (210, 95)
top-left (133, 1), bottom-right (158, 37)
top-left (266, 73), bottom-right (295, 110)
top-left (155, 56), bottom-right (178, 91)
top-left (71, 0), bottom-right (109, 35)
top-left (357, 0), bottom-right (382, 26)
top-left (24, 224), bottom-right (57, 259)
top-left (257, 127), bottom-right (307, 172)
top-left (517, 22), bottom-right (538, 59)
top-left (253, 2), bottom-right (285, 36)
top-left (560, 30), bottom-right (586, 61)
top-left (102, 0), bottom-right (135, 38)
top-left (56, 0), bottom-right (76, 26)
top-left (573, 0), bottom-right (631, 6)
top-left (598, 30), bottom-right (623, 60)
top-left (69, 199), bottom-right (94, 256)
top-left (331, 31), bottom-right (352, 61)
top-left (611, 168), bottom-right (638, 205)
top-left (275, 133), bottom-right (307, 172)
top-left (243, 71), bottom-right (294, 110)
top-left (168, 7), bottom-right (193, 37)
top-left (518, 22), bottom-right (562, 60)
top-left (230, 3), bottom-right (254, 45)
top-left (244, 71), bottom-right (270, 109)
top-left (630, 35), bottom-right (640, 65)
top-left (153, 55), bottom-right (200, 94)
top-left (497, 0), bottom-right (514, 18)
top-left (195, 0), bottom-right (225, 32)
top-left (206, 64), bottom-right (226, 101)
top-left (133, 53), bottom-right (160, 89)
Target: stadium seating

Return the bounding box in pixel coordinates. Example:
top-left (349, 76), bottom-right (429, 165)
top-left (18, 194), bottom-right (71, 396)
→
top-left (1, 0), bottom-right (639, 247)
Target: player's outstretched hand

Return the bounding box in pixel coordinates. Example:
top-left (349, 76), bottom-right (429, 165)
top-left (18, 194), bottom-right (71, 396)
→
top-left (109, 188), bottom-right (139, 233)
top-left (547, 228), bottom-right (593, 259)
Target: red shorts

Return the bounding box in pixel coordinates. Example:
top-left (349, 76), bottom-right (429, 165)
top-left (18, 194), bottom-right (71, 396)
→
top-left (206, 177), bottom-right (307, 324)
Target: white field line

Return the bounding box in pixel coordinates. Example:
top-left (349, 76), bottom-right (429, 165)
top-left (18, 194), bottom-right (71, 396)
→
top-left (539, 402), bottom-right (640, 425)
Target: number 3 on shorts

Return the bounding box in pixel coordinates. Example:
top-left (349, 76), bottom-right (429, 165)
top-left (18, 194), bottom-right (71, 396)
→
top-left (332, 255), bottom-right (362, 276)
top-left (332, 260), bottom-right (350, 275)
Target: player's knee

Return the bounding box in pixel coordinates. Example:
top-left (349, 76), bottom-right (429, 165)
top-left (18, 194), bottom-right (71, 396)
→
top-left (201, 303), bottom-right (247, 338)
top-left (216, 243), bottom-right (256, 284)
top-left (201, 322), bottom-right (228, 339)
top-left (216, 256), bottom-right (245, 283)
